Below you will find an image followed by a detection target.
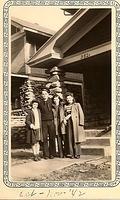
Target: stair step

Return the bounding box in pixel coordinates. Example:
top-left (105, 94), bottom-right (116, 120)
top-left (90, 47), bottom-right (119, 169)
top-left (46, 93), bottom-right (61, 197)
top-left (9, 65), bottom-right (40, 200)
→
top-left (85, 129), bottom-right (104, 137)
top-left (84, 137), bottom-right (110, 146)
top-left (81, 145), bottom-right (111, 157)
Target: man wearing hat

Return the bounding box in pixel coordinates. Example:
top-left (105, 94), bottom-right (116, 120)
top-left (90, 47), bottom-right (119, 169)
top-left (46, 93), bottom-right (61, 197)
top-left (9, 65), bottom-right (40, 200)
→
top-left (38, 87), bottom-right (56, 159)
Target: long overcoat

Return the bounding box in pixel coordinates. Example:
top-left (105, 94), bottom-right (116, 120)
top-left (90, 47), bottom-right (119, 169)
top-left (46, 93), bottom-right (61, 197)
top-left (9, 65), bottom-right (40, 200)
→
top-left (25, 109), bottom-right (43, 144)
top-left (65, 103), bottom-right (86, 143)
top-left (52, 104), bottom-right (65, 136)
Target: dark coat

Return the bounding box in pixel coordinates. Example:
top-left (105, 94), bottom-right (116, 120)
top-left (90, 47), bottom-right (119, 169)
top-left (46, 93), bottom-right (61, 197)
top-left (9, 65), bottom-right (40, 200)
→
top-left (25, 109), bottom-right (43, 144)
top-left (38, 98), bottom-right (54, 121)
top-left (52, 104), bottom-right (65, 136)
top-left (64, 103), bottom-right (86, 143)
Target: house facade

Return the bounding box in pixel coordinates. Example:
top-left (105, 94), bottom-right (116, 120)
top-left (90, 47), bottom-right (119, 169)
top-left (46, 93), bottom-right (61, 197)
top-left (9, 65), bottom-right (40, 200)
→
top-left (11, 16), bottom-right (84, 124)
top-left (11, 17), bottom-right (55, 110)
top-left (11, 9), bottom-right (111, 155)
top-left (27, 8), bottom-right (111, 129)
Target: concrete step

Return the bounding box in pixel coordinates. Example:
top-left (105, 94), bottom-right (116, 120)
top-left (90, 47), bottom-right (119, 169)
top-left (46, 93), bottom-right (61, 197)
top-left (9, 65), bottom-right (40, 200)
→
top-left (84, 137), bottom-right (110, 146)
top-left (81, 145), bottom-right (111, 157)
top-left (85, 129), bottom-right (104, 137)
top-left (81, 135), bottom-right (111, 156)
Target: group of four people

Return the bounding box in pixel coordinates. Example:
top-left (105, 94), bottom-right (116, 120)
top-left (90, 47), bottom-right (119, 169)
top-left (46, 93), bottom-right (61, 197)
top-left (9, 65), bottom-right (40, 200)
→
top-left (25, 88), bottom-right (85, 161)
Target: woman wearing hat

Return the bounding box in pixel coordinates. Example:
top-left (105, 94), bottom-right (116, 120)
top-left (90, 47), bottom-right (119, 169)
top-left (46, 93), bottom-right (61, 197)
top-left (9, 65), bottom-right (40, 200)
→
top-left (63, 92), bottom-right (86, 159)
top-left (25, 100), bottom-right (43, 161)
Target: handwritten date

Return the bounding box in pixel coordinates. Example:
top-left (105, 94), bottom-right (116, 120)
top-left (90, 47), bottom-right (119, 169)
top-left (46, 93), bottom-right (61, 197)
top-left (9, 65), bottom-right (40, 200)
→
top-left (19, 189), bottom-right (85, 199)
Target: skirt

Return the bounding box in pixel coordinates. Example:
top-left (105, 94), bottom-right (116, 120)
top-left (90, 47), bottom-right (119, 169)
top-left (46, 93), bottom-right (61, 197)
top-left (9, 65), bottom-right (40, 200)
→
top-left (27, 129), bottom-right (41, 145)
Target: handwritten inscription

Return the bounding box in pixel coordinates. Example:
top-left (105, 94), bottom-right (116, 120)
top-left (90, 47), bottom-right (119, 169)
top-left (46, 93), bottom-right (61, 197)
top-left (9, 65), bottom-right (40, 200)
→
top-left (19, 189), bottom-right (86, 199)
top-left (19, 190), bottom-right (37, 198)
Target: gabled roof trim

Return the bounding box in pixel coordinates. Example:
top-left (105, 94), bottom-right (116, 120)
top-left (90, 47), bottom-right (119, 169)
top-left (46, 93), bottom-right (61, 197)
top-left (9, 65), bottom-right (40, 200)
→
top-left (11, 17), bottom-right (55, 37)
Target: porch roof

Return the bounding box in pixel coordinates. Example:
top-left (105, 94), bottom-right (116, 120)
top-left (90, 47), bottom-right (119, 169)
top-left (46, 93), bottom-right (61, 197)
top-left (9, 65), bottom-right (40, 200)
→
top-left (27, 8), bottom-right (111, 69)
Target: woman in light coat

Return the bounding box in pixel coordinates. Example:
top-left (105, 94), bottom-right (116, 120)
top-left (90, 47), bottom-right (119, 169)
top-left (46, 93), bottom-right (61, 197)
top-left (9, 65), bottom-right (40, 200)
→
top-left (63, 92), bottom-right (86, 159)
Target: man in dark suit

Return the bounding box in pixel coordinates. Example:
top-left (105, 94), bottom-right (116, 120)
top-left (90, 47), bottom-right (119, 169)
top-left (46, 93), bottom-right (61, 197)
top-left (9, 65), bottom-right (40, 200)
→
top-left (39, 88), bottom-right (56, 159)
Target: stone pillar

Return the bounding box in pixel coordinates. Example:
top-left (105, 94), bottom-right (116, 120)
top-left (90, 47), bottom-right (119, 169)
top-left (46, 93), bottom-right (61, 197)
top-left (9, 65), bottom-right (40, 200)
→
top-left (46, 66), bottom-right (65, 99)
top-left (20, 79), bottom-right (35, 111)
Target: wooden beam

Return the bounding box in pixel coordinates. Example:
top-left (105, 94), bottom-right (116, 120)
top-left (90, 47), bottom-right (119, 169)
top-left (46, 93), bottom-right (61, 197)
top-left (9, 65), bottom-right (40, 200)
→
top-left (11, 73), bottom-right (28, 78)
top-left (27, 9), bottom-right (88, 65)
top-left (23, 27), bottom-right (52, 37)
top-left (11, 73), bottom-right (47, 82)
top-left (58, 41), bottom-right (111, 67)
top-left (11, 21), bottom-right (23, 30)
top-left (29, 76), bottom-right (47, 82)
top-left (64, 81), bottom-right (82, 85)
top-left (29, 52), bottom-right (62, 67)
top-left (25, 64), bottom-right (31, 74)
top-left (11, 31), bottom-right (25, 42)
top-left (60, 9), bottom-right (111, 53)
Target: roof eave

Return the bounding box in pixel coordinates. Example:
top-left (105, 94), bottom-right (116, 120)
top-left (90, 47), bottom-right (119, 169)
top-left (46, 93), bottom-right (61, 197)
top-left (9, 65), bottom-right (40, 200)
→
top-left (28, 52), bottom-right (62, 68)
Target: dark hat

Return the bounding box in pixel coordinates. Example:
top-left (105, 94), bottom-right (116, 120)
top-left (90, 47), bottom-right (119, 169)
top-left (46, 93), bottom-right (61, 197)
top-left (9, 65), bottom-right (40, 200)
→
top-left (40, 84), bottom-right (50, 93)
top-left (65, 92), bottom-right (74, 97)
top-left (30, 99), bottom-right (39, 106)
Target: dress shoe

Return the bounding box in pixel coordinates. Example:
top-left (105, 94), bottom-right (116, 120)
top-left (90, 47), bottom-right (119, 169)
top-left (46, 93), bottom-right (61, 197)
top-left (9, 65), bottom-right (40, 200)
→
top-left (49, 155), bottom-right (54, 159)
top-left (34, 156), bottom-right (39, 161)
top-left (70, 155), bottom-right (74, 159)
top-left (37, 156), bottom-right (41, 161)
top-left (44, 156), bottom-right (49, 160)
top-left (75, 155), bottom-right (80, 159)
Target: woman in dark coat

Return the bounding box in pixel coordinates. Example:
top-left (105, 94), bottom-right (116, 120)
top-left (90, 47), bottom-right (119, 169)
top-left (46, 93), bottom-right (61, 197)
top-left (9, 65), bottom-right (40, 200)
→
top-left (52, 95), bottom-right (66, 158)
top-left (63, 92), bottom-right (86, 159)
top-left (25, 100), bottom-right (43, 161)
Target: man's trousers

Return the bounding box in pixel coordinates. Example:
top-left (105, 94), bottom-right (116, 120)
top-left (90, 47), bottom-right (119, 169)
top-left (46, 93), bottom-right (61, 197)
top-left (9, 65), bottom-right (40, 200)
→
top-left (42, 120), bottom-right (56, 158)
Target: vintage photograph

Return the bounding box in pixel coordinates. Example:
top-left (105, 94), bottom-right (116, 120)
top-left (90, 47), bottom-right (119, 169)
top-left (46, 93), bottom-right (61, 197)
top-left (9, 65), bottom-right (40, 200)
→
top-left (10, 7), bottom-right (112, 182)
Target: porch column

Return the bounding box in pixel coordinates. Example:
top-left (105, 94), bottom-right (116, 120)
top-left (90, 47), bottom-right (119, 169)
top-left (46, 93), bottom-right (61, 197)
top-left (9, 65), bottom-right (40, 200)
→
top-left (46, 66), bottom-right (65, 99)
top-left (20, 79), bottom-right (35, 110)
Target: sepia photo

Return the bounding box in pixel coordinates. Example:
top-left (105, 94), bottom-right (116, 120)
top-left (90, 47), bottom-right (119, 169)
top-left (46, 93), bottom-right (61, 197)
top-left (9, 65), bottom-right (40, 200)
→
top-left (2, 0), bottom-right (120, 198)
top-left (9, 6), bottom-right (113, 184)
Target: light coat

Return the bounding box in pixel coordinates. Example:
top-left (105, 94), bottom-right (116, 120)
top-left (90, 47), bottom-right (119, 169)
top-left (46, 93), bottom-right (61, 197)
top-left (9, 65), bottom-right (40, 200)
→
top-left (65, 103), bottom-right (86, 143)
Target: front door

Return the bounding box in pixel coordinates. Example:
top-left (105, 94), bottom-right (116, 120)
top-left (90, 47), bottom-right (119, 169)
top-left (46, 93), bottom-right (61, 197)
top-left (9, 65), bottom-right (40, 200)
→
top-left (64, 82), bottom-right (84, 110)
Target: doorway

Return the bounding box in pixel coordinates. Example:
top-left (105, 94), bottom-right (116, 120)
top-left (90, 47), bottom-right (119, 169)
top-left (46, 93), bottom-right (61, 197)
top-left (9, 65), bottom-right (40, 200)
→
top-left (64, 81), bottom-right (84, 110)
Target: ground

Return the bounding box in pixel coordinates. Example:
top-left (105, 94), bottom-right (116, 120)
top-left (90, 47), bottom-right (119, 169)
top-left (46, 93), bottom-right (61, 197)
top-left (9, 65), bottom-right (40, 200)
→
top-left (26, 161), bottom-right (111, 182)
top-left (46, 163), bottom-right (109, 181)
top-left (11, 149), bottom-right (111, 181)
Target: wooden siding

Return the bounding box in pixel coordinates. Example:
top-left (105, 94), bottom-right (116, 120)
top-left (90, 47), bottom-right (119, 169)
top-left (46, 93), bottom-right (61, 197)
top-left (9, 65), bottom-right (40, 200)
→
top-left (30, 67), bottom-right (47, 77)
top-left (11, 36), bottom-right (25, 73)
